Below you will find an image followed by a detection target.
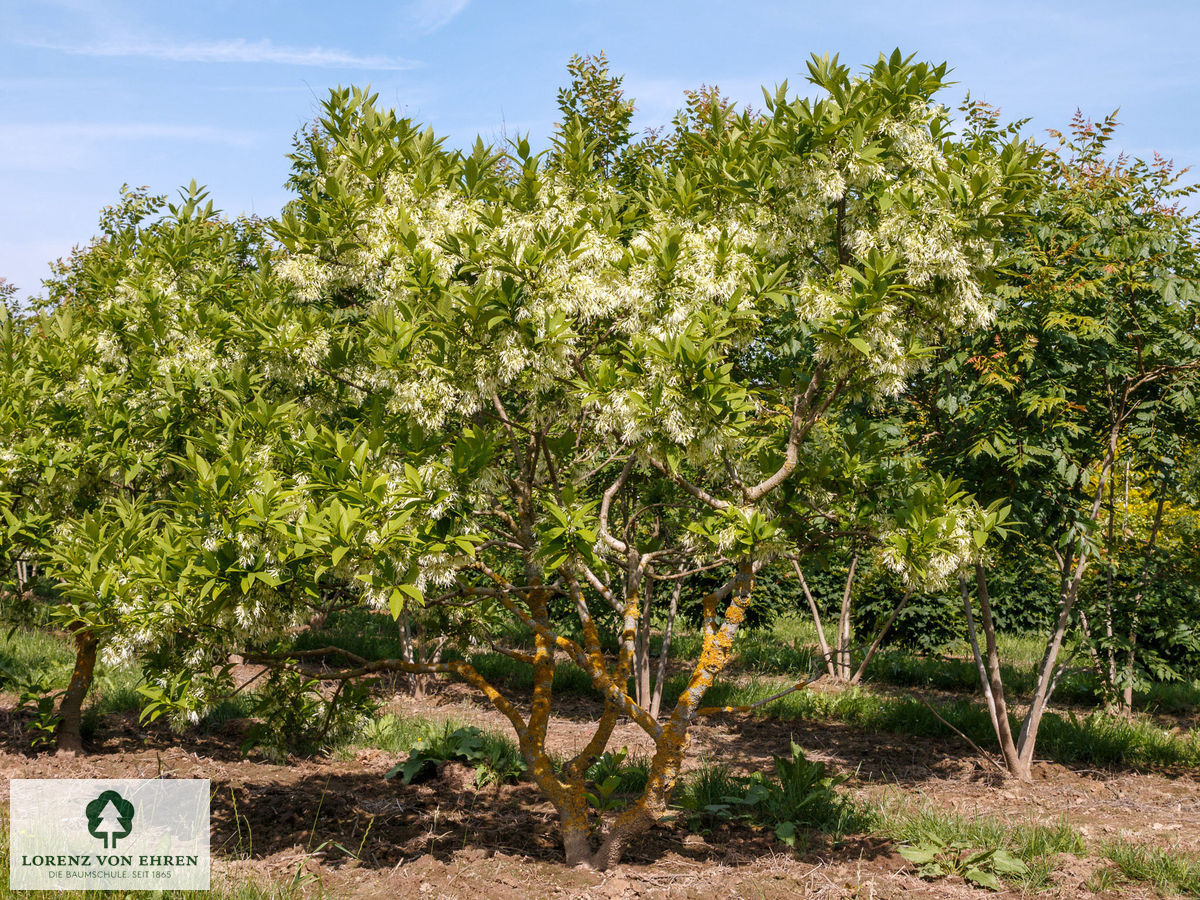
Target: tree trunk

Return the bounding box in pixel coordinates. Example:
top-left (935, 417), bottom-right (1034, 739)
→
top-left (397, 610), bottom-right (427, 699)
top-left (960, 576), bottom-right (1001, 738)
top-left (972, 565), bottom-right (1027, 779)
top-left (1121, 632), bottom-right (1137, 713)
top-left (1118, 493), bottom-right (1164, 714)
top-left (836, 555), bottom-right (859, 681)
top-left (635, 579), bottom-right (653, 709)
top-left (1011, 421), bottom-right (1120, 774)
top-left (649, 581), bottom-right (681, 720)
top-left (1015, 544), bottom-right (1091, 773)
top-left (555, 783), bottom-right (595, 867)
top-left (56, 627), bottom-right (97, 755)
top-left (793, 560), bottom-right (836, 678)
top-left (583, 562), bottom-right (758, 869)
top-left (1103, 461), bottom-right (1119, 698)
top-left (589, 806), bottom-right (657, 870)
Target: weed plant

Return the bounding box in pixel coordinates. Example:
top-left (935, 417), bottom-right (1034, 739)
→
top-left (672, 744), bottom-right (868, 847)
top-left (877, 801), bottom-right (1084, 891)
top-left (382, 721), bottom-right (527, 787)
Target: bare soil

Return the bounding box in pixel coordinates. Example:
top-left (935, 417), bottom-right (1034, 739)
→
top-left (0, 684), bottom-right (1195, 899)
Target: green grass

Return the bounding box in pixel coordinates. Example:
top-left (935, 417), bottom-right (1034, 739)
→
top-left (687, 617), bottom-right (1200, 714)
top-left (672, 760), bottom-right (747, 815)
top-left (874, 800), bottom-right (1085, 891)
top-left (1136, 679), bottom-right (1200, 717)
top-left (0, 625), bottom-right (144, 744)
top-left (290, 608), bottom-right (1198, 717)
top-left (290, 607), bottom-right (404, 661)
top-left (198, 694), bottom-right (259, 732)
top-left (672, 676), bottom-right (1200, 770)
top-left (1100, 840), bottom-right (1200, 896)
top-left (0, 626), bottom-right (74, 689)
top-left (0, 624), bottom-right (143, 713)
top-left (343, 711), bottom-right (524, 760)
top-left (465, 652), bottom-right (601, 698)
top-left (344, 714), bottom-right (529, 787)
top-left (81, 667), bottom-right (145, 740)
top-left (345, 712), bottom-right (463, 756)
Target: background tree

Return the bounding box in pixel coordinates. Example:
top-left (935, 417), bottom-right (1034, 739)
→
top-left (910, 108), bottom-right (1200, 777)
top-left (0, 185), bottom-right (313, 752)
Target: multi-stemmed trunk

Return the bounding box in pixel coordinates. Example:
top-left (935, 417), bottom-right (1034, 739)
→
top-left (630, 578), bottom-right (682, 721)
top-left (794, 557), bottom-right (914, 685)
top-left (485, 559), bottom-right (761, 869)
top-left (565, 564), bottom-right (757, 868)
top-left (648, 582), bottom-right (681, 721)
top-left (1079, 489), bottom-right (1165, 715)
top-left (268, 556), bottom-right (764, 869)
top-left (397, 609), bottom-right (448, 700)
top-left (963, 425), bottom-right (1119, 781)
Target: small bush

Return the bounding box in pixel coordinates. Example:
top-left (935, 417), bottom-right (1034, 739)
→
top-left (242, 671), bottom-right (376, 759)
top-left (673, 742), bottom-right (865, 846)
top-left (385, 723), bottom-right (526, 788)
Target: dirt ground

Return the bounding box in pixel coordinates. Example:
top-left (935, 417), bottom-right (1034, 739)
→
top-left (0, 684), bottom-right (1195, 899)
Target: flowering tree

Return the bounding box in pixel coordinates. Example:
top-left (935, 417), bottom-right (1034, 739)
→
top-left (0, 186), bottom-right (334, 752)
top-left (260, 51), bottom-right (1031, 867)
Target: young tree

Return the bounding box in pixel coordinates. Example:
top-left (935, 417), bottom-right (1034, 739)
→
top-left (782, 417), bottom-right (985, 684)
top-left (554, 51), bottom-right (637, 181)
top-left (911, 110), bottom-right (1200, 777)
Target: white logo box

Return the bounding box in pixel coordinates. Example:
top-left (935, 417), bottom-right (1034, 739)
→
top-left (10, 779), bottom-right (210, 890)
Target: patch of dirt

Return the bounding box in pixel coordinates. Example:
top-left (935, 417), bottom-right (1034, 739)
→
top-left (0, 687), bottom-right (1195, 899)
top-left (383, 685), bottom-right (1200, 856)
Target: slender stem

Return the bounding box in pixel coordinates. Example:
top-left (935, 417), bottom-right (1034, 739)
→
top-left (650, 580), bottom-right (681, 720)
top-left (850, 588), bottom-right (913, 684)
top-left (973, 564), bottom-right (1024, 777)
top-left (837, 555), bottom-right (858, 680)
top-left (793, 560), bottom-right (836, 678)
top-left (960, 575), bottom-right (1000, 739)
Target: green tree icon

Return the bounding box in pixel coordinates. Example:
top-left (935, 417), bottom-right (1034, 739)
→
top-left (85, 790), bottom-right (135, 849)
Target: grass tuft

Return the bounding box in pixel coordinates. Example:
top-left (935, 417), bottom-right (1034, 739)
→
top-left (876, 800), bottom-right (1085, 891)
top-left (1101, 840), bottom-right (1200, 896)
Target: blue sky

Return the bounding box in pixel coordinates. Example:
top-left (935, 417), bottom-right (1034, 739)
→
top-left (3, 0), bottom-right (1199, 303)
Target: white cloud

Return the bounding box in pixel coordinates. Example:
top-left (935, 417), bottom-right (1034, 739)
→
top-left (27, 37), bottom-right (417, 70)
top-left (406, 0), bottom-right (470, 34)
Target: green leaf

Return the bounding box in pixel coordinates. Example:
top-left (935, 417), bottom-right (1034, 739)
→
top-left (964, 867), bottom-right (1003, 891)
top-left (774, 821), bottom-right (797, 847)
top-left (898, 846), bottom-right (940, 865)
